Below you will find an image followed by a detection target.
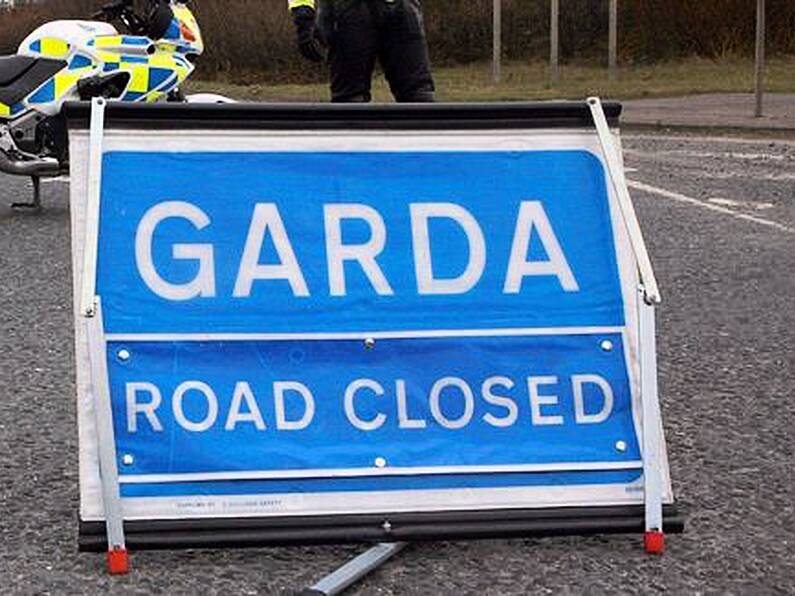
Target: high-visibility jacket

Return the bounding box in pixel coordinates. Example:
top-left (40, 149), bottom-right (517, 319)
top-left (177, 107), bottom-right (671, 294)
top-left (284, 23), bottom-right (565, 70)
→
top-left (288, 0), bottom-right (316, 9)
top-left (288, 0), bottom-right (397, 11)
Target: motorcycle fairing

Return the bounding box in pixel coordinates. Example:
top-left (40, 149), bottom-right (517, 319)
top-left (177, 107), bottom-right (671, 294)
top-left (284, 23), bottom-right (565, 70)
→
top-left (0, 1), bottom-right (207, 202)
top-left (86, 35), bottom-right (153, 54)
top-left (2, 3), bottom-right (201, 120)
top-left (10, 43), bottom-right (192, 119)
top-left (168, 4), bottom-right (204, 55)
top-left (93, 49), bottom-right (191, 102)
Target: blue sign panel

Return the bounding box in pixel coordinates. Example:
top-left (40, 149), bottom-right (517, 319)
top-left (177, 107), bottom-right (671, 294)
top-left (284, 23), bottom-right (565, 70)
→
top-left (96, 147), bottom-right (637, 492)
top-left (97, 150), bottom-right (623, 334)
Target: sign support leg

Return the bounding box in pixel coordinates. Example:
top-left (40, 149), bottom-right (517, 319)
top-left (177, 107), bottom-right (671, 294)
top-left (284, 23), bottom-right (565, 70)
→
top-left (639, 290), bottom-right (664, 554)
top-left (80, 97), bottom-right (106, 318)
top-left (300, 542), bottom-right (407, 596)
top-left (590, 94), bottom-right (666, 553)
top-left (588, 96), bottom-right (660, 304)
top-left (86, 298), bottom-right (128, 573)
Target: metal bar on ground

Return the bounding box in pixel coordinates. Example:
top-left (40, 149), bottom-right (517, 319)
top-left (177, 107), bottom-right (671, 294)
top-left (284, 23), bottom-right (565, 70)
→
top-left (608, 0), bottom-right (618, 81)
top-left (639, 292), bottom-right (664, 553)
top-left (492, 0), bottom-right (502, 83)
top-left (301, 542), bottom-right (407, 596)
top-left (755, 0), bottom-right (766, 117)
top-left (86, 297), bottom-right (129, 573)
top-left (588, 97), bottom-right (660, 303)
top-left (550, 0), bottom-right (560, 82)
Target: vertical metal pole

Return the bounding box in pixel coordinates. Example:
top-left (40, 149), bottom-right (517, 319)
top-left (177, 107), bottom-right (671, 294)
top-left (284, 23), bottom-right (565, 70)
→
top-left (80, 97), bottom-right (106, 318)
top-left (87, 298), bottom-right (129, 573)
top-left (639, 293), bottom-right (664, 553)
top-left (609, 0), bottom-right (618, 81)
top-left (550, 0), bottom-right (560, 82)
top-left (492, 0), bottom-right (502, 83)
top-left (755, 0), bottom-right (766, 118)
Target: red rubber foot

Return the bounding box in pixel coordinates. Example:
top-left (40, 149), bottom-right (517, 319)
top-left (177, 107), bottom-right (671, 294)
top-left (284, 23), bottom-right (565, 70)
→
top-left (107, 548), bottom-right (129, 575)
top-left (644, 531), bottom-right (665, 555)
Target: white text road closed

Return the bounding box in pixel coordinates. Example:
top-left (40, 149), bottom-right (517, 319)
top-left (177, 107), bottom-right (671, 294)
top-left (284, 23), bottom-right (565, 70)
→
top-left (109, 335), bottom-right (639, 477)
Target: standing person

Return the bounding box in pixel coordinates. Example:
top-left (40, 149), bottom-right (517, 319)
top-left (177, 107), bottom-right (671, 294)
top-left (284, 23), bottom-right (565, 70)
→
top-left (288, 0), bottom-right (435, 103)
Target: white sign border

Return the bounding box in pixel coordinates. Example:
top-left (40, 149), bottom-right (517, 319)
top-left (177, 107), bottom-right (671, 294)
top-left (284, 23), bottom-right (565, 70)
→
top-left (69, 127), bottom-right (672, 521)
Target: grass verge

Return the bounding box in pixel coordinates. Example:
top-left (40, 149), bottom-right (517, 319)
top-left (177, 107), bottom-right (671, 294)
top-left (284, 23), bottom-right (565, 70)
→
top-left (187, 56), bottom-right (795, 103)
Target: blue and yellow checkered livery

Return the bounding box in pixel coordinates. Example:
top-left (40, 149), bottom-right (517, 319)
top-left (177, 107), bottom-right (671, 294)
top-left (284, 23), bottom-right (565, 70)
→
top-left (288, 0), bottom-right (317, 8)
top-left (2, 1), bottom-right (203, 120)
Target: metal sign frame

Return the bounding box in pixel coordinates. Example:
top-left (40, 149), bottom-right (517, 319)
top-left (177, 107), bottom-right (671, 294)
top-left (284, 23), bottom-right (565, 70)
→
top-left (65, 99), bottom-right (682, 577)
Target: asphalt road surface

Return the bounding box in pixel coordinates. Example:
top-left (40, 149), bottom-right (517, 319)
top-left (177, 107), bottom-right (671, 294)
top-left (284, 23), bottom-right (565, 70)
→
top-left (1, 133), bottom-right (793, 594)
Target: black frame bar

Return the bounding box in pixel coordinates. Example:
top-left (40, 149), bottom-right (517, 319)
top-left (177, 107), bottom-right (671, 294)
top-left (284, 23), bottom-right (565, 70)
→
top-left (64, 101), bottom-right (622, 131)
top-left (79, 505), bottom-right (683, 551)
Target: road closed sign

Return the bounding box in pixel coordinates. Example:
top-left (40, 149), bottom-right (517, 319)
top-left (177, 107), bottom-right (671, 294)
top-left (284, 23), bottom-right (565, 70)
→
top-left (66, 102), bottom-right (680, 555)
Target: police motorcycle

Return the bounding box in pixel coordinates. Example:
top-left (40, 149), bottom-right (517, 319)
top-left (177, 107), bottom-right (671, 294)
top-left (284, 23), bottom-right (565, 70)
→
top-left (0, 0), bottom-right (220, 211)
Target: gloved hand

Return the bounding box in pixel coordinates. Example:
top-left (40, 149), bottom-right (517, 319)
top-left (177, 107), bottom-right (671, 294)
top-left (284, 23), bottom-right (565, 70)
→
top-left (291, 6), bottom-right (324, 63)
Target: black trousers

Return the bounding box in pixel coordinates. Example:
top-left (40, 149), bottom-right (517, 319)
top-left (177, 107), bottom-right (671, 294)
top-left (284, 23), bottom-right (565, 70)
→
top-left (321, 0), bottom-right (435, 103)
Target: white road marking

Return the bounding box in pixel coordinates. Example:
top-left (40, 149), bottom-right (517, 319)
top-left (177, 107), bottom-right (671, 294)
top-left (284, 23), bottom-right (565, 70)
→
top-left (623, 148), bottom-right (789, 162)
top-left (700, 172), bottom-right (795, 182)
top-left (708, 198), bottom-right (774, 210)
top-left (624, 133), bottom-right (795, 147)
top-left (707, 198), bottom-right (741, 207)
top-left (41, 176), bottom-right (69, 184)
top-left (721, 152), bottom-right (786, 161)
top-left (627, 179), bottom-right (795, 235)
